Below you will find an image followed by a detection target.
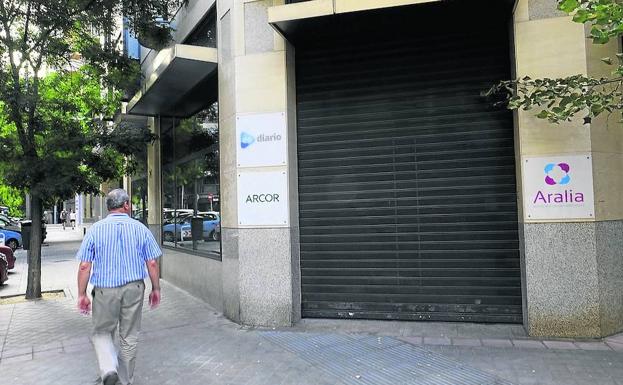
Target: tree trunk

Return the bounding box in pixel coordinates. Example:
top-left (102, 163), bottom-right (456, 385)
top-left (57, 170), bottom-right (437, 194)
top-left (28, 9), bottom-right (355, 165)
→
top-left (25, 193), bottom-right (42, 299)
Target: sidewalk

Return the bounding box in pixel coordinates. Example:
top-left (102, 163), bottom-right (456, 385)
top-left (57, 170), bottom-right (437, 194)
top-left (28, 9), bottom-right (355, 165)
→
top-left (1, 234), bottom-right (622, 385)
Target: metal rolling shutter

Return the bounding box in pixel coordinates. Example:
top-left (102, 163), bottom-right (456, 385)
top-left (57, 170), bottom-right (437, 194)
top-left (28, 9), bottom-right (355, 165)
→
top-left (296, 14), bottom-right (522, 323)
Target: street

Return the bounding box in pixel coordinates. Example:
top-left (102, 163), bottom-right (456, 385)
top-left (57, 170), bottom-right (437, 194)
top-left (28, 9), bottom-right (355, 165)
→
top-left (0, 225), bottom-right (622, 385)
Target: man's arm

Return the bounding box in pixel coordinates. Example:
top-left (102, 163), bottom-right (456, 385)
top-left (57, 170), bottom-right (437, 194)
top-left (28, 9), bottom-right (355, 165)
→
top-left (77, 261), bottom-right (92, 314)
top-left (146, 258), bottom-right (161, 309)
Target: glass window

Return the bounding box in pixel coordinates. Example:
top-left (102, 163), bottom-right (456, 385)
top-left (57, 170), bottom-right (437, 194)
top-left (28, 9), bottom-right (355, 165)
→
top-left (183, 7), bottom-right (217, 48)
top-left (160, 103), bottom-right (220, 259)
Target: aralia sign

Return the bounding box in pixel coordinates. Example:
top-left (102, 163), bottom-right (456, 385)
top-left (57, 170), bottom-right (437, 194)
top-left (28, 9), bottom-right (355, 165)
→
top-left (523, 155), bottom-right (594, 221)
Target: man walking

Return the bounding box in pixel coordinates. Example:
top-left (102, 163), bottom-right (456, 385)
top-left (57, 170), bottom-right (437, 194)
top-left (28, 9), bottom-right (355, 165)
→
top-left (70, 209), bottom-right (76, 229)
top-left (76, 189), bottom-right (162, 385)
top-left (60, 209), bottom-right (67, 230)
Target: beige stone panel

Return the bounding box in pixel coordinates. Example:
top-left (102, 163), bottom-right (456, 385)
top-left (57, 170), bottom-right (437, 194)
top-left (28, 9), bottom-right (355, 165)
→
top-left (592, 152), bottom-right (623, 221)
top-left (219, 116), bottom-right (238, 174)
top-left (147, 117), bottom-right (162, 227)
top-left (335, 0), bottom-right (439, 14)
top-left (585, 35), bottom-right (623, 155)
top-left (218, 0), bottom-right (233, 19)
top-left (218, 62), bottom-right (237, 121)
top-left (518, 111), bottom-right (591, 156)
top-left (234, 1), bottom-right (246, 57)
top-left (512, 112), bottom-right (525, 223)
top-left (274, 29), bottom-right (285, 52)
top-left (235, 51), bottom-right (287, 114)
top-left (514, 0), bottom-right (529, 22)
top-left (515, 17), bottom-right (586, 79)
top-left (268, 0), bottom-right (333, 23)
top-left (220, 169), bottom-right (239, 228)
top-left (590, 113), bottom-right (623, 155)
top-left (219, 9), bottom-right (236, 121)
top-left (585, 27), bottom-right (619, 78)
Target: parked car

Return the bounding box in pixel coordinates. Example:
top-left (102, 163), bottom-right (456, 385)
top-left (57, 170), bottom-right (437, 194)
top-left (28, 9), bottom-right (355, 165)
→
top-left (0, 251), bottom-right (8, 285)
top-left (180, 212), bottom-right (220, 242)
top-left (212, 222), bottom-right (221, 241)
top-left (162, 213), bottom-right (193, 242)
top-left (0, 228), bottom-right (21, 251)
top-left (0, 216), bottom-right (21, 232)
top-left (162, 208), bottom-right (193, 224)
top-left (0, 245), bottom-right (15, 270)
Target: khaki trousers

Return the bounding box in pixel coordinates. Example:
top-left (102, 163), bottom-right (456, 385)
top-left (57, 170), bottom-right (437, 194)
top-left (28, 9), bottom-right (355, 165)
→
top-left (91, 280), bottom-right (145, 385)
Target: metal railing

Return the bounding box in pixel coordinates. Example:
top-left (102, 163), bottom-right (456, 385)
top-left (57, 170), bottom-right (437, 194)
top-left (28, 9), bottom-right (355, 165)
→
top-left (285, 0), bottom-right (314, 3)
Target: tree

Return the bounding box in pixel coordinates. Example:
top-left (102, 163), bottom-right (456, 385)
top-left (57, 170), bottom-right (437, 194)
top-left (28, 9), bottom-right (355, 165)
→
top-left (486, 0), bottom-right (623, 124)
top-left (0, 0), bottom-right (185, 299)
top-left (0, 184), bottom-right (24, 217)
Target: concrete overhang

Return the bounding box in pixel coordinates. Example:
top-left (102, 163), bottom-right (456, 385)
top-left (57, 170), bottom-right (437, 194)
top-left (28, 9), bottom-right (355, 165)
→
top-left (127, 44), bottom-right (218, 118)
top-left (269, 0), bottom-right (516, 43)
top-left (114, 102), bottom-right (148, 127)
top-left (269, 0), bottom-right (440, 37)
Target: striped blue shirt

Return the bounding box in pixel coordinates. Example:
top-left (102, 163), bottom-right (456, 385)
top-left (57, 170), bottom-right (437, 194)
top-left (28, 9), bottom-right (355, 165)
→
top-left (76, 213), bottom-right (161, 288)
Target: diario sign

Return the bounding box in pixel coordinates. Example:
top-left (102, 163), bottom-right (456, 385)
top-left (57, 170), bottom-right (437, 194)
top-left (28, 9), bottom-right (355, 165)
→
top-left (236, 112), bottom-right (287, 167)
top-left (523, 154), bottom-right (595, 221)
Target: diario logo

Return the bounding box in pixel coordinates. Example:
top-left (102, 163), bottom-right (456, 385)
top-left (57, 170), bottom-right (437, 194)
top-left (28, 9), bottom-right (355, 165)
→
top-left (240, 132), bottom-right (255, 149)
top-left (544, 162), bottom-right (570, 185)
top-left (240, 131), bottom-right (283, 149)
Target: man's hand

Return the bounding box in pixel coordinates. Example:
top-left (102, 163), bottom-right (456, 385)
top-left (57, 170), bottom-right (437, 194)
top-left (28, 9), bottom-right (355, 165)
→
top-left (149, 289), bottom-right (161, 309)
top-left (77, 295), bottom-right (91, 315)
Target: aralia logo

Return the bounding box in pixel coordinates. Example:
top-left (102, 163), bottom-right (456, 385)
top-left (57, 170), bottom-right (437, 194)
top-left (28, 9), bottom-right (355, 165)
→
top-left (544, 163), bottom-right (571, 185)
top-left (240, 132), bottom-right (255, 149)
top-left (532, 161), bottom-right (583, 205)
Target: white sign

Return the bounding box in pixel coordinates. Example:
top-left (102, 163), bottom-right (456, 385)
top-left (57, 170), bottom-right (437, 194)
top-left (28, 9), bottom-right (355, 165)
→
top-left (236, 112), bottom-right (287, 168)
top-left (237, 171), bottom-right (289, 226)
top-left (75, 194), bottom-right (81, 225)
top-left (523, 154), bottom-right (595, 221)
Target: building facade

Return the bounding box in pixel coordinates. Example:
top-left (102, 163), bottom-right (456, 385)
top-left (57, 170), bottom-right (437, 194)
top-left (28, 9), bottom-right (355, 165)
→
top-left (121, 0), bottom-right (623, 338)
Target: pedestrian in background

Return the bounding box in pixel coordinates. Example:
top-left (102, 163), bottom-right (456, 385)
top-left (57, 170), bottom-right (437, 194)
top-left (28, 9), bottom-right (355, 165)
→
top-left (70, 209), bottom-right (76, 229)
top-left (60, 209), bottom-right (67, 230)
top-left (76, 188), bottom-right (162, 385)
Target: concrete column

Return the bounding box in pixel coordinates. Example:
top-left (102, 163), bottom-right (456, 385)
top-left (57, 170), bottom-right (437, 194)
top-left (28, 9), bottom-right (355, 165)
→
top-left (217, 0), bottom-right (300, 326)
top-left (147, 116), bottom-right (162, 242)
top-left (514, 0), bottom-right (623, 337)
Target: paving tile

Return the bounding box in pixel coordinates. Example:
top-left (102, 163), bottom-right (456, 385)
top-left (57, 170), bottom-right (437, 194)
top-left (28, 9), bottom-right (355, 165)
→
top-left (451, 337), bottom-right (482, 347)
top-left (62, 342), bottom-right (92, 354)
top-left (33, 347), bottom-right (64, 359)
top-left (605, 334), bottom-right (623, 344)
top-left (1, 346), bottom-right (32, 358)
top-left (606, 342), bottom-right (623, 352)
top-left (0, 352), bottom-right (33, 364)
top-left (481, 338), bottom-right (513, 348)
top-left (399, 336), bottom-right (422, 345)
top-left (61, 335), bottom-right (91, 347)
top-left (511, 339), bottom-right (547, 349)
top-left (33, 340), bottom-right (62, 352)
top-left (574, 341), bottom-right (612, 351)
top-left (422, 336), bottom-right (452, 345)
top-left (543, 340), bottom-right (580, 350)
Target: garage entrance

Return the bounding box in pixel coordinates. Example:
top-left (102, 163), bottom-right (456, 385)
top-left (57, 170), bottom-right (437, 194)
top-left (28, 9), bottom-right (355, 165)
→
top-left (295, 1), bottom-right (522, 323)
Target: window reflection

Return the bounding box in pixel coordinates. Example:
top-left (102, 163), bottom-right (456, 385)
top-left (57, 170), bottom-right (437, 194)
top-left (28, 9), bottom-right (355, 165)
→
top-left (184, 7), bottom-right (217, 48)
top-left (160, 103), bottom-right (220, 257)
top-left (130, 144), bottom-right (148, 225)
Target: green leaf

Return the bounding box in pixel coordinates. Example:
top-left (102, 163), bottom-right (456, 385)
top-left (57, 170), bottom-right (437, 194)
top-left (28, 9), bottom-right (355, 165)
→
top-left (536, 110), bottom-right (550, 119)
top-left (572, 9), bottom-right (591, 23)
top-left (559, 0), bottom-right (580, 13)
